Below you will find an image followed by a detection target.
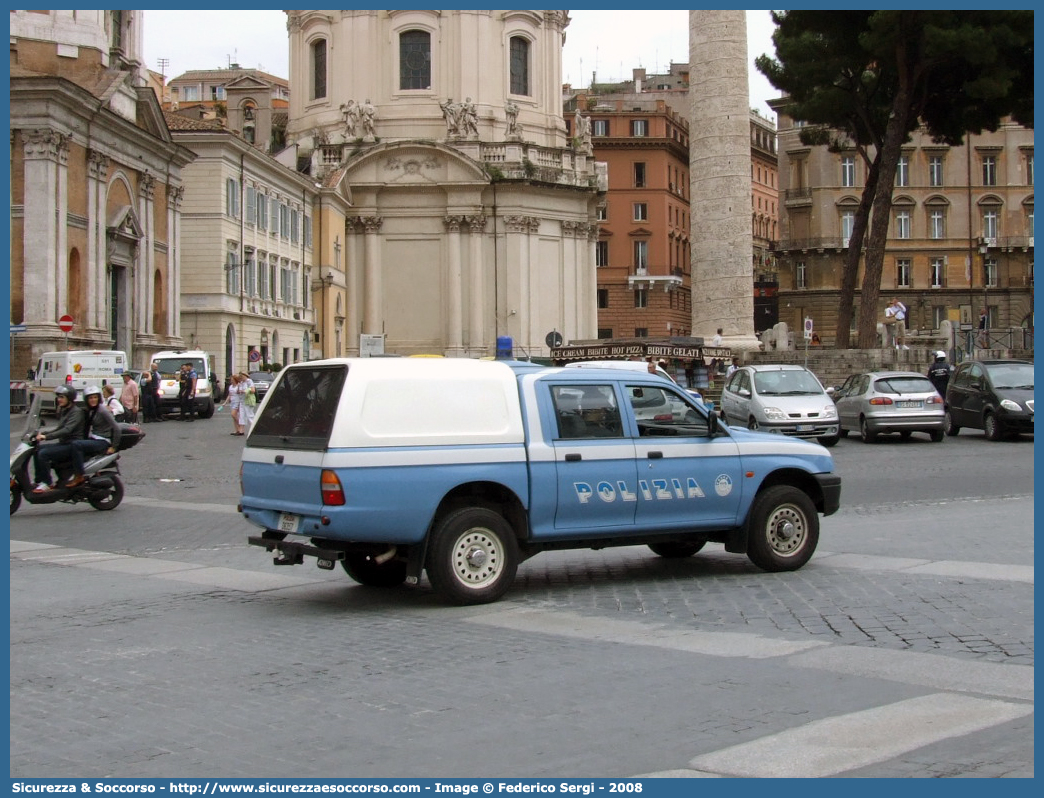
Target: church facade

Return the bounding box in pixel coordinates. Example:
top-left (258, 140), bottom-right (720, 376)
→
top-left (279, 9), bottom-right (604, 357)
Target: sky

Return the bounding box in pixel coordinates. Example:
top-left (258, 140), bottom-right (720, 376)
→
top-left (142, 9), bottom-right (780, 118)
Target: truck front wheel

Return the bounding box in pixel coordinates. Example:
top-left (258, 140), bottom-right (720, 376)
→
top-left (746, 485), bottom-right (818, 572)
top-left (426, 507), bottom-right (518, 605)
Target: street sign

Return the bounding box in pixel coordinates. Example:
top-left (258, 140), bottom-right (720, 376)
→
top-left (545, 330), bottom-right (564, 349)
top-left (803, 317), bottom-right (814, 340)
top-left (248, 349), bottom-right (261, 363)
top-left (58, 314), bottom-right (74, 333)
top-left (10, 324), bottom-right (26, 334)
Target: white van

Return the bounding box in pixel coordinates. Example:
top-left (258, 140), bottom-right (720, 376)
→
top-left (565, 360), bottom-right (704, 405)
top-left (151, 350), bottom-right (215, 418)
top-left (33, 350), bottom-right (128, 413)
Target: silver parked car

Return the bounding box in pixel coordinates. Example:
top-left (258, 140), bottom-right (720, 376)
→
top-left (833, 371), bottom-right (945, 443)
top-left (720, 364), bottom-right (839, 446)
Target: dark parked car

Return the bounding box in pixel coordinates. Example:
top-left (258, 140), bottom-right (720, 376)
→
top-left (945, 359), bottom-right (1034, 441)
top-left (248, 371), bottom-right (276, 400)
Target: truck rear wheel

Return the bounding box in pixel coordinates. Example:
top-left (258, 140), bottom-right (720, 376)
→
top-left (746, 485), bottom-right (818, 572)
top-left (342, 553), bottom-right (408, 587)
top-left (426, 507), bottom-right (518, 605)
top-left (648, 540), bottom-right (705, 558)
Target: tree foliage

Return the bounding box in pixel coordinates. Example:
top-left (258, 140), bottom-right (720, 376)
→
top-left (757, 11), bottom-right (1033, 348)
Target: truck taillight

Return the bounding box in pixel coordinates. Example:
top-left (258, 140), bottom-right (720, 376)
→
top-left (65, 375), bottom-right (72, 383)
top-left (320, 470), bottom-right (345, 506)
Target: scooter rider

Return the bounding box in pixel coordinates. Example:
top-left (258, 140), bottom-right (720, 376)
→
top-left (68, 385), bottom-right (122, 487)
top-left (927, 350), bottom-right (953, 397)
top-left (32, 384), bottom-right (86, 492)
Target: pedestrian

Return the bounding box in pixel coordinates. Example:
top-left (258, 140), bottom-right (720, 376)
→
top-left (977, 307), bottom-right (989, 348)
top-left (711, 328), bottom-right (723, 347)
top-left (238, 371), bottom-right (258, 432)
top-left (725, 356), bottom-right (740, 378)
top-left (178, 361), bottom-right (198, 421)
top-left (927, 350), bottom-right (953, 397)
top-left (119, 372), bottom-right (140, 423)
top-left (810, 333), bottom-right (822, 347)
top-left (68, 385), bottom-right (122, 487)
top-left (223, 373), bottom-right (247, 435)
top-left (884, 297), bottom-right (908, 348)
top-left (102, 383), bottom-right (125, 421)
top-left (143, 361), bottom-right (162, 422)
top-left (32, 385), bottom-right (86, 492)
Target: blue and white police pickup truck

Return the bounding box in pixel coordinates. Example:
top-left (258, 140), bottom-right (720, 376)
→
top-left (240, 357), bottom-right (841, 605)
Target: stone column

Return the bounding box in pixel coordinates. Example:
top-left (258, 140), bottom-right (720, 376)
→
top-left (585, 223), bottom-right (600, 340)
top-left (87, 149), bottom-right (109, 330)
top-left (465, 214), bottom-right (488, 353)
top-left (689, 10), bottom-right (759, 351)
top-left (443, 215), bottom-right (465, 355)
top-left (503, 215), bottom-right (529, 348)
top-left (168, 185), bottom-right (184, 339)
top-left (22, 129), bottom-right (64, 324)
top-left (138, 171), bottom-right (155, 336)
top-left (360, 215), bottom-right (383, 335)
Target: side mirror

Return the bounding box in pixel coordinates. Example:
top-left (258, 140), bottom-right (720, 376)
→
top-left (738, 388), bottom-right (751, 398)
top-left (826, 386), bottom-right (836, 395)
top-left (707, 409), bottom-right (720, 437)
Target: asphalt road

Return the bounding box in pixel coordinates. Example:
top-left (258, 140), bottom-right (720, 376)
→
top-left (8, 413), bottom-right (1034, 778)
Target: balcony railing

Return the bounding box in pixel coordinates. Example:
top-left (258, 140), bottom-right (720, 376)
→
top-left (774, 237), bottom-right (846, 252)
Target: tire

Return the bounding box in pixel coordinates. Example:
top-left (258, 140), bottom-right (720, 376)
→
top-left (11, 486), bottom-right (22, 516)
top-left (748, 416), bottom-right (759, 431)
top-left (648, 540), bottom-right (706, 558)
top-left (426, 507), bottom-right (518, 605)
top-left (929, 429), bottom-right (944, 443)
top-left (198, 400), bottom-right (215, 419)
top-left (838, 428), bottom-right (849, 438)
top-left (899, 431), bottom-right (912, 441)
top-left (859, 417), bottom-right (877, 443)
top-left (88, 474), bottom-right (124, 511)
top-left (746, 485), bottom-right (819, 572)
top-left (818, 434), bottom-right (839, 448)
top-left (943, 411), bottom-right (960, 436)
top-left (342, 553), bottom-right (408, 587)
top-left (984, 412), bottom-right (1004, 442)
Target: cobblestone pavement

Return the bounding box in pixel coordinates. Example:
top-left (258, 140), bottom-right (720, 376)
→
top-left (8, 414), bottom-right (1034, 778)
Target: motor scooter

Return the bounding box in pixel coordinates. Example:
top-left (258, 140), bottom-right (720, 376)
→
top-left (10, 394), bottom-right (145, 515)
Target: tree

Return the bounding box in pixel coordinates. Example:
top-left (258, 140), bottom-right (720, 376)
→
top-left (757, 11), bottom-right (1033, 348)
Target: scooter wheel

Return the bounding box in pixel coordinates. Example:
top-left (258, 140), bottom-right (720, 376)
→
top-left (88, 474), bottom-right (124, 511)
top-left (11, 486), bottom-right (22, 516)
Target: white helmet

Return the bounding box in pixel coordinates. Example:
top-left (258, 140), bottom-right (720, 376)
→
top-left (83, 385), bottom-right (103, 399)
top-left (934, 350), bottom-right (947, 360)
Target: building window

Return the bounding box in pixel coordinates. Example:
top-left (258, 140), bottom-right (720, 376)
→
top-left (509, 36), bottom-right (530, 95)
top-left (280, 203), bottom-right (290, 239)
top-left (303, 215), bottom-right (312, 248)
top-left (246, 186), bottom-right (256, 227)
top-left (257, 254), bottom-right (268, 298)
top-left (982, 207), bottom-right (999, 240)
top-left (244, 251), bottom-right (256, 296)
top-left (225, 244), bottom-right (239, 295)
top-left (183, 86), bottom-right (200, 102)
top-left (841, 210), bottom-right (855, 246)
top-left (269, 197), bottom-right (280, 236)
top-left (225, 178), bottom-right (239, 218)
top-left (1027, 152), bottom-right (1034, 186)
top-left (634, 288), bottom-right (648, 308)
top-left (399, 30), bottom-right (431, 90)
top-left (932, 306), bottom-right (948, 328)
top-left (311, 39), bottom-right (327, 100)
top-left (270, 260), bottom-right (278, 300)
top-left (596, 240), bottom-right (609, 267)
top-left (597, 328), bottom-right (613, 339)
top-left (897, 258), bottom-right (911, 288)
top-left (592, 119), bottom-right (608, 137)
top-left (597, 288), bottom-right (609, 308)
top-left (796, 261), bottom-right (807, 289)
top-left (596, 204), bottom-right (607, 222)
top-left (929, 155), bottom-right (944, 187)
top-left (256, 193), bottom-right (267, 231)
top-left (841, 155), bottom-right (855, 187)
top-left (633, 203), bottom-right (648, 222)
top-left (1027, 208), bottom-right (1034, 239)
top-left (634, 241), bottom-right (648, 270)
top-left (984, 257), bottom-right (998, 287)
top-left (634, 328), bottom-right (647, 338)
top-left (633, 162), bottom-right (646, 188)
top-left (290, 209), bottom-right (299, 243)
top-left (631, 119), bottom-right (648, 137)
top-left (894, 209), bottom-right (911, 239)
top-left (930, 257), bottom-right (945, 288)
top-left (895, 155), bottom-right (909, 187)
top-left (982, 155), bottom-right (997, 186)
top-left (929, 208), bottom-right (946, 239)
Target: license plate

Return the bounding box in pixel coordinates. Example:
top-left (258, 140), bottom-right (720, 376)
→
top-left (795, 424), bottom-right (813, 432)
top-left (277, 512), bottom-right (300, 533)
top-left (896, 401), bottom-right (922, 409)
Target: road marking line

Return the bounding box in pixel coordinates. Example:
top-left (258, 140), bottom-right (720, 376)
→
top-left (467, 608), bottom-right (831, 658)
top-left (685, 693), bottom-right (1032, 778)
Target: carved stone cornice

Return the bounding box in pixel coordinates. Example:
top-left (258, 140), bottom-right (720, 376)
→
top-left (23, 128), bottom-right (66, 162)
top-left (561, 220), bottom-right (581, 237)
top-left (139, 171), bottom-right (156, 201)
top-left (87, 149), bottom-right (110, 181)
top-left (350, 215), bottom-right (383, 234)
top-left (167, 185), bottom-right (184, 210)
top-left (443, 215), bottom-right (466, 232)
top-left (504, 215), bottom-right (528, 233)
top-left (465, 215), bottom-right (488, 233)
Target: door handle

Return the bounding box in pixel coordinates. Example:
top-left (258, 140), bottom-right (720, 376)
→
top-left (564, 453), bottom-right (582, 462)
top-left (647, 451), bottom-right (663, 459)
top-left (275, 455), bottom-right (284, 464)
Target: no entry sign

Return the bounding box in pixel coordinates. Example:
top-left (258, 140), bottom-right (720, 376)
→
top-left (58, 314), bottom-right (74, 333)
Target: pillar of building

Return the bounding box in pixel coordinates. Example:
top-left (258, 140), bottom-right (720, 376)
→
top-left (22, 129), bottom-right (63, 325)
top-left (466, 214), bottom-right (488, 354)
top-left (444, 215), bottom-right (465, 355)
top-left (689, 10), bottom-right (760, 351)
top-left (87, 149), bottom-right (109, 331)
top-left (361, 215), bottom-right (383, 335)
top-left (138, 172), bottom-right (155, 338)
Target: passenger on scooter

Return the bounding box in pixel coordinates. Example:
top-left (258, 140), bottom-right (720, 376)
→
top-left (68, 385), bottom-right (123, 488)
top-left (33, 385), bottom-right (86, 493)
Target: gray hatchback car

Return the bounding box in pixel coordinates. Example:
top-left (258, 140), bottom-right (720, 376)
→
top-left (833, 371), bottom-right (945, 443)
top-left (720, 364), bottom-right (839, 446)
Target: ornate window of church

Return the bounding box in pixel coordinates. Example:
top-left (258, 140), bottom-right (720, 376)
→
top-left (311, 39), bottom-right (327, 100)
top-left (400, 30), bottom-right (431, 90)
top-left (509, 37), bottom-right (530, 96)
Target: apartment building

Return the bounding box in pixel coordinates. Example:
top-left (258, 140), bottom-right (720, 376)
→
top-left (773, 104), bottom-right (1034, 343)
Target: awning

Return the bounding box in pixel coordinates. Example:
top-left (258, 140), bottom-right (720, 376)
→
top-left (551, 342), bottom-right (732, 362)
